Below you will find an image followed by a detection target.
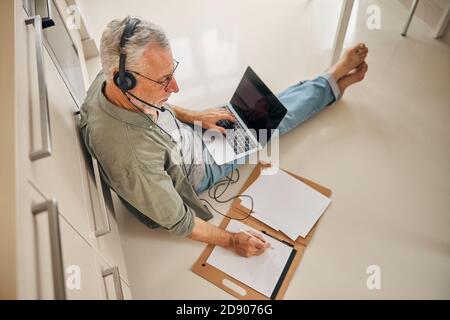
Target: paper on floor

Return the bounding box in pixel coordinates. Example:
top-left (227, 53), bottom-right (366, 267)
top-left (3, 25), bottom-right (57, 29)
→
top-left (207, 220), bottom-right (295, 298)
top-left (241, 169), bottom-right (331, 240)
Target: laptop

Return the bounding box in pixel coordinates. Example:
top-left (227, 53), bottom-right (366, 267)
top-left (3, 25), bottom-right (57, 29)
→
top-left (203, 66), bottom-right (287, 165)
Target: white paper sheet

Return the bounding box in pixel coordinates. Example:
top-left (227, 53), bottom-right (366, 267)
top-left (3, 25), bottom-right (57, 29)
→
top-left (242, 169), bottom-right (331, 239)
top-left (207, 220), bottom-right (295, 298)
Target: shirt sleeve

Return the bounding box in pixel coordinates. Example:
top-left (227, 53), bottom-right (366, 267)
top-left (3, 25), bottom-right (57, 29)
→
top-left (113, 164), bottom-right (196, 237)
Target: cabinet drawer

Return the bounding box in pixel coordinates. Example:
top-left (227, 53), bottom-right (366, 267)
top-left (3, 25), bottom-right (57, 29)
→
top-left (16, 6), bottom-right (92, 242)
top-left (94, 251), bottom-right (132, 300)
top-left (60, 212), bottom-right (101, 300)
top-left (22, 182), bottom-right (101, 299)
top-left (83, 161), bottom-right (130, 284)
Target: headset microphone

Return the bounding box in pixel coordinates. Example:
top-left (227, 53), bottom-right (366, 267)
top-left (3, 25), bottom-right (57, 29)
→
top-left (124, 90), bottom-right (166, 112)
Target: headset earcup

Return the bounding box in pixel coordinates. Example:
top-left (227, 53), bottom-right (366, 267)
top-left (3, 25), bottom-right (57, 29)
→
top-left (113, 72), bottom-right (122, 89)
top-left (114, 71), bottom-right (137, 91)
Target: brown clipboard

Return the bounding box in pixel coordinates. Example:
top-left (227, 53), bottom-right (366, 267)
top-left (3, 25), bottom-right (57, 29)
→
top-left (192, 162), bottom-right (332, 300)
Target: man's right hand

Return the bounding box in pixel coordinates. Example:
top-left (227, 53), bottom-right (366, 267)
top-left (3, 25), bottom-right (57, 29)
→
top-left (230, 231), bottom-right (271, 257)
top-left (187, 217), bottom-right (271, 257)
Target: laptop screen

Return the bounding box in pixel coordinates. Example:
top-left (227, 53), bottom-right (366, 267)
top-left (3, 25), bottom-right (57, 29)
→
top-left (230, 66), bottom-right (287, 143)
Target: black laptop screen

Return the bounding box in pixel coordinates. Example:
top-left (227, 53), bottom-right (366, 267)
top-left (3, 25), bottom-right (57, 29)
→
top-left (230, 66), bottom-right (287, 142)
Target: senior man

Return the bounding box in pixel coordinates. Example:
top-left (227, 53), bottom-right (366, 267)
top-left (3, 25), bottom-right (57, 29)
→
top-left (80, 16), bottom-right (368, 257)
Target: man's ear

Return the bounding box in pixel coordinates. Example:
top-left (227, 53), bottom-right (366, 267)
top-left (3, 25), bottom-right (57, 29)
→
top-left (112, 68), bottom-right (121, 88)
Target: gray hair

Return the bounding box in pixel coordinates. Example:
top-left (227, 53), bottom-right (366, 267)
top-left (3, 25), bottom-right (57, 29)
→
top-left (99, 16), bottom-right (170, 80)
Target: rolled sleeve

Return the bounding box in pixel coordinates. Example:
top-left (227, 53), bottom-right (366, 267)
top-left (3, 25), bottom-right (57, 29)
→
top-left (114, 165), bottom-right (196, 237)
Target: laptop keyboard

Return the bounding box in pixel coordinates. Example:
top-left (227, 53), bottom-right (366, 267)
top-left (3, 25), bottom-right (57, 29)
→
top-left (225, 120), bottom-right (258, 155)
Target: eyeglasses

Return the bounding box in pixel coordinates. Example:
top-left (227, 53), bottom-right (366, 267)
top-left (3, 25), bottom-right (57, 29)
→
top-left (128, 59), bottom-right (179, 91)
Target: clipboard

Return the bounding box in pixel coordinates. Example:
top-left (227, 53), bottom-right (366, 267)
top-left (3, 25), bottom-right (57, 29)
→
top-left (192, 162), bottom-right (332, 300)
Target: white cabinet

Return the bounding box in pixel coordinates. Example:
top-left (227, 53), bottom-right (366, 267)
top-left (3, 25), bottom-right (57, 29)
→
top-left (83, 164), bottom-right (130, 284)
top-left (94, 252), bottom-right (132, 300)
top-left (13, 0), bottom-right (131, 299)
top-left (59, 210), bottom-right (102, 300)
top-left (16, 5), bottom-right (92, 243)
top-left (18, 182), bottom-right (101, 299)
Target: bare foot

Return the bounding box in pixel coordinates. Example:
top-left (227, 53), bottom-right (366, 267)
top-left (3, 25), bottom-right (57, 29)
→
top-left (338, 62), bottom-right (368, 96)
top-left (328, 43), bottom-right (368, 80)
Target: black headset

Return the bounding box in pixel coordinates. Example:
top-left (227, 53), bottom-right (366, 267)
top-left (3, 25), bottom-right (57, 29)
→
top-left (113, 17), bottom-right (165, 112)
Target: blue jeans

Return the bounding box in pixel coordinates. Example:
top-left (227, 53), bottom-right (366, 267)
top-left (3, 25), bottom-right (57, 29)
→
top-left (195, 74), bottom-right (341, 193)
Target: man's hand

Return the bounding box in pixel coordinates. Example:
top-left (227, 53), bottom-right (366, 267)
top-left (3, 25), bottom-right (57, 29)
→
top-left (188, 218), bottom-right (271, 258)
top-left (230, 231), bottom-right (271, 257)
top-left (195, 107), bottom-right (235, 134)
top-left (170, 105), bottom-right (235, 134)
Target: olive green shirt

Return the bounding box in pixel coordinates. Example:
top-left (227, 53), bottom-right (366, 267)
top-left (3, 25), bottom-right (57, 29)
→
top-left (80, 72), bottom-right (213, 237)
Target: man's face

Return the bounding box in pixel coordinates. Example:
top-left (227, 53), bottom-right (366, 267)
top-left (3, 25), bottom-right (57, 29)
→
top-left (129, 44), bottom-right (179, 107)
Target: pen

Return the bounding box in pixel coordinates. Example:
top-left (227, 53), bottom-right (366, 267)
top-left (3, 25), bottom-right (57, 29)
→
top-left (239, 229), bottom-right (274, 249)
top-left (261, 230), bottom-right (294, 248)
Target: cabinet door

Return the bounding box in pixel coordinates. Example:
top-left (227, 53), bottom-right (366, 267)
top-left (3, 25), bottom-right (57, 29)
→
top-left (59, 210), bottom-right (102, 300)
top-left (19, 182), bottom-right (101, 299)
top-left (83, 163), bottom-right (130, 284)
top-left (16, 5), bottom-right (93, 242)
top-left (16, 179), bottom-right (41, 299)
top-left (94, 251), bottom-right (132, 300)
top-left (121, 278), bottom-right (132, 300)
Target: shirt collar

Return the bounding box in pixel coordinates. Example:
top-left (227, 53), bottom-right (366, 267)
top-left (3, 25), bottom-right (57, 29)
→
top-left (98, 80), bottom-right (157, 129)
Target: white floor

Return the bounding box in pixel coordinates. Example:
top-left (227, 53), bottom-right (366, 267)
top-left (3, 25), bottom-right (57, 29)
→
top-left (80, 0), bottom-right (450, 299)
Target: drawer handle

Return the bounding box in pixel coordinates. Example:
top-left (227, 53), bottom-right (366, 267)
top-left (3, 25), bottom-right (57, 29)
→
top-left (41, 0), bottom-right (56, 29)
top-left (92, 158), bottom-right (112, 237)
top-left (32, 198), bottom-right (66, 300)
top-left (102, 267), bottom-right (124, 300)
top-left (26, 15), bottom-right (52, 161)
